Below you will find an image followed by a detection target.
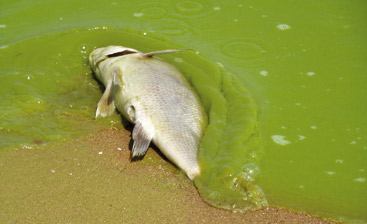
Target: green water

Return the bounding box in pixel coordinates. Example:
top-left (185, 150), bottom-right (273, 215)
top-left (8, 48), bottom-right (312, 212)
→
top-left (1, 0), bottom-right (366, 222)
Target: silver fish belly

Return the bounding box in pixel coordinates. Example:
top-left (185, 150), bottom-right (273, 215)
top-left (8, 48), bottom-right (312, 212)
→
top-left (89, 46), bottom-right (206, 180)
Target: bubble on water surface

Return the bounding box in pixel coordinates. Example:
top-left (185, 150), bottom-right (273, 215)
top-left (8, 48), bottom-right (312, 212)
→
top-left (335, 159), bottom-right (343, 164)
top-left (0, 45), bottom-right (8, 49)
top-left (271, 135), bottom-right (291, 145)
top-left (20, 145), bottom-right (33, 150)
top-left (298, 135), bottom-right (306, 140)
top-left (307, 72), bottom-right (315, 76)
top-left (277, 24), bottom-right (291, 30)
top-left (80, 44), bottom-right (87, 54)
top-left (213, 6), bottom-right (221, 11)
top-left (354, 178), bottom-right (366, 183)
top-left (88, 26), bottom-right (109, 31)
top-left (241, 163), bottom-right (261, 182)
top-left (133, 12), bottom-right (143, 17)
top-left (259, 71), bottom-right (268, 76)
top-left (325, 171), bottom-right (335, 175)
top-left (0, 24), bottom-right (7, 28)
top-left (310, 126), bottom-right (317, 129)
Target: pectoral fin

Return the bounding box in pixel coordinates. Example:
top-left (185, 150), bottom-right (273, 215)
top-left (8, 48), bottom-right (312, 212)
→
top-left (132, 121), bottom-right (153, 158)
top-left (113, 68), bottom-right (122, 87)
top-left (96, 80), bottom-right (115, 118)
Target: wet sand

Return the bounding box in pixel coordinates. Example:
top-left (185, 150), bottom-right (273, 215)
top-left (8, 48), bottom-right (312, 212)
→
top-left (0, 128), bottom-right (338, 223)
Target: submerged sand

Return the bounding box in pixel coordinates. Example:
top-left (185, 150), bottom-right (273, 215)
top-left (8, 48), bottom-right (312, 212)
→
top-left (0, 128), bottom-right (338, 223)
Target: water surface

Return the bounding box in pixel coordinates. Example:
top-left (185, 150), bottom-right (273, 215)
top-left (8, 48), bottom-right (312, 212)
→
top-left (1, 0), bottom-right (366, 222)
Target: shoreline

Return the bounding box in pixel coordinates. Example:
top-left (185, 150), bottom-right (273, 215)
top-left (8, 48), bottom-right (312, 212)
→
top-left (0, 128), bottom-right (339, 223)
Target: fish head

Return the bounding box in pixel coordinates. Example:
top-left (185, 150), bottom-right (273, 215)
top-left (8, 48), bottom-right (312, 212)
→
top-left (89, 46), bottom-right (140, 81)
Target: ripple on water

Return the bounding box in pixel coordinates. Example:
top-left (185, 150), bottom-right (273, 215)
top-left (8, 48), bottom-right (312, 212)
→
top-left (171, 0), bottom-right (220, 20)
top-left (175, 1), bottom-right (204, 14)
top-left (144, 18), bottom-right (194, 37)
top-left (220, 37), bottom-right (277, 65)
top-left (133, 2), bottom-right (169, 20)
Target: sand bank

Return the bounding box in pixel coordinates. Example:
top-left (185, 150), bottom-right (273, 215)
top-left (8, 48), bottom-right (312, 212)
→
top-left (0, 129), bottom-right (338, 223)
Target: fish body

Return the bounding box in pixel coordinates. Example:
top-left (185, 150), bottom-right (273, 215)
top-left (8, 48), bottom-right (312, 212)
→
top-left (89, 46), bottom-right (206, 180)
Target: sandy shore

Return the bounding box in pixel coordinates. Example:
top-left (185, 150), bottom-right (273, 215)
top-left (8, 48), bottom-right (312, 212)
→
top-left (0, 128), bottom-right (339, 223)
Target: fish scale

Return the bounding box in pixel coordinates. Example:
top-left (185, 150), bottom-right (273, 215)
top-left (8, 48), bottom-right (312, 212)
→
top-left (89, 46), bottom-right (206, 180)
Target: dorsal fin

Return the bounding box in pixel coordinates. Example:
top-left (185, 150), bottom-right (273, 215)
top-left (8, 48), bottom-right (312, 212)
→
top-left (142, 49), bottom-right (189, 58)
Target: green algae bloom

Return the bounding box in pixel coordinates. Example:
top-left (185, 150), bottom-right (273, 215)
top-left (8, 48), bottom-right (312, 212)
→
top-left (0, 28), bottom-right (266, 211)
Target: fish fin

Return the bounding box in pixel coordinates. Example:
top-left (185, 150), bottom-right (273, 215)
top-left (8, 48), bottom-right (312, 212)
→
top-left (113, 68), bottom-right (122, 87)
top-left (132, 121), bottom-right (153, 158)
top-left (142, 49), bottom-right (189, 58)
top-left (96, 80), bottom-right (115, 118)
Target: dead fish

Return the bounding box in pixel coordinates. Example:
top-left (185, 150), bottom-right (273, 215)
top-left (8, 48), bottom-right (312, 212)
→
top-left (89, 46), bottom-right (206, 180)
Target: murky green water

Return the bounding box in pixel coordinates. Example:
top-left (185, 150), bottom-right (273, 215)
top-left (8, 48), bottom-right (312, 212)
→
top-left (1, 0), bottom-right (366, 222)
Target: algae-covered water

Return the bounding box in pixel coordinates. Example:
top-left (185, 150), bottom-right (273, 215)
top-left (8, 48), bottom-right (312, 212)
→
top-left (1, 0), bottom-right (366, 223)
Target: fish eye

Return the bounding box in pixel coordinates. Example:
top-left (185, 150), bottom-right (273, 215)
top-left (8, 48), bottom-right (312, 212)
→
top-left (107, 50), bottom-right (137, 58)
